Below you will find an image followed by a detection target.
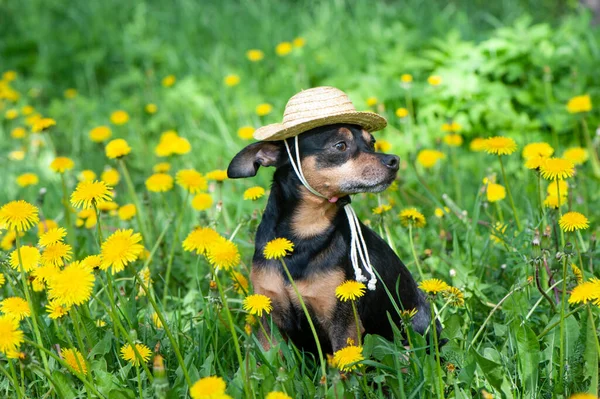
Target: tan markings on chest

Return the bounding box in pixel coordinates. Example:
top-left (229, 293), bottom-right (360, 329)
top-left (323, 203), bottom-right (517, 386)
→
top-left (290, 189), bottom-right (337, 238)
top-left (287, 269), bottom-right (346, 327)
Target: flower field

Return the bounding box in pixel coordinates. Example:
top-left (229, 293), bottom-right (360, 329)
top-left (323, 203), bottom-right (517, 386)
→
top-left (1, 1), bottom-right (599, 398)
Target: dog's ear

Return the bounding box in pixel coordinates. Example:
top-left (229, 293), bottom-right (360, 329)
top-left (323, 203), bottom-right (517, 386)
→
top-left (227, 142), bottom-right (282, 178)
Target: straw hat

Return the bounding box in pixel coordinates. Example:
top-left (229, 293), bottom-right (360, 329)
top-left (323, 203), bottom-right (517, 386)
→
top-left (253, 86), bottom-right (387, 141)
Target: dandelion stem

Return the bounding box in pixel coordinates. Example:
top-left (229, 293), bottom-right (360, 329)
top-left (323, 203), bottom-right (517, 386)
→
top-left (14, 234), bottom-right (50, 373)
top-left (351, 301), bottom-right (362, 346)
top-left (60, 174), bottom-right (75, 248)
top-left (5, 360), bottom-right (22, 399)
top-left (136, 364), bottom-right (143, 399)
top-left (558, 256), bottom-right (568, 387)
top-left (162, 191), bottom-right (190, 306)
top-left (408, 224), bottom-right (424, 279)
top-left (214, 272), bottom-right (251, 399)
top-left (587, 304), bottom-right (600, 356)
top-left (556, 179), bottom-right (565, 247)
top-left (279, 258), bottom-right (328, 389)
top-left (430, 300), bottom-right (444, 399)
top-left (498, 155), bottom-right (522, 231)
top-left (69, 308), bottom-right (94, 391)
top-left (118, 159), bottom-right (151, 246)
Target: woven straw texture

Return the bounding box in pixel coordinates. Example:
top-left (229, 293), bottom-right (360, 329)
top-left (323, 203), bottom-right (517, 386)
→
top-left (253, 86), bottom-right (387, 141)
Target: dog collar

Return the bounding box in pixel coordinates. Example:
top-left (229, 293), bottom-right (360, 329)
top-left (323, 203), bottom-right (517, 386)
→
top-left (283, 136), bottom-right (377, 290)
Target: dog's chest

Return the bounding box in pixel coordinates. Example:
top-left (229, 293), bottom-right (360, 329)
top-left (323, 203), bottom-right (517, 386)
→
top-left (250, 264), bottom-right (345, 326)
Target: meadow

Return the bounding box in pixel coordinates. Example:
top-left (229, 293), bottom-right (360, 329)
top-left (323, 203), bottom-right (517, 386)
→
top-left (0, 0), bottom-right (599, 398)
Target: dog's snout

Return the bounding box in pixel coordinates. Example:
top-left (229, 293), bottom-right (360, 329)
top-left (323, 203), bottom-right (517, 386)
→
top-left (381, 154), bottom-right (399, 170)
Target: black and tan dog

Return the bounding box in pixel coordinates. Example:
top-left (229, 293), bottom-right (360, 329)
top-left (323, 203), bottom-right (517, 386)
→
top-left (227, 123), bottom-right (436, 354)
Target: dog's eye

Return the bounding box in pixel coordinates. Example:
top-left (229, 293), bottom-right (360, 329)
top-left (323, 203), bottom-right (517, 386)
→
top-left (334, 141), bottom-right (347, 151)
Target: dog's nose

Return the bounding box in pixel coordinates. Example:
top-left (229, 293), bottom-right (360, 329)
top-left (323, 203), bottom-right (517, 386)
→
top-left (381, 154), bottom-right (399, 170)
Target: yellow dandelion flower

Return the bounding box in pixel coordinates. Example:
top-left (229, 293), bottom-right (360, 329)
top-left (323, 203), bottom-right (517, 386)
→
top-left (443, 134), bottom-right (463, 147)
top-left (539, 157), bottom-right (575, 180)
top-left (335, 280), bottom-right (366, 302)
top-left (224, 74), bottom-right (240, 87)
top-left (21, 106), bottom-right (34, 115)
top-left (428, 75), bottom-right (442, 86)
top-left (176, 169), bottom-right (208, 193)
top-left (563, 147), bottom-right (588, 165)
top-left (0, 315), bottom-right (24, 354)
top-left (525, 155), bottom-right (549, 170)
top-left (442, 286), bottom-right (465, 306)
top-left (38, 219), bottom-right (58, 235)
top-left (566, 95), bottom-right (592, 114)
top-left (399, 208), bottom-right (426, 228)
top-left (11, 127), bottom-right (27, 139)
top-left (182, 227), bottom-right (222, 255)
top-left (568, 394), bottom-right (599, 399)
top-left (206, 238), bottom-right (240, 270)
top-left (110, 110), bottom-right (129, 125)
top-left (100, 229), bottom-right (144, 273)
top-left (192, 193), bottom-right (213, 211)
top-left (372, 204), bottom-right (392, 215)
top-left (146, 173), bottom-right (174, 192)
top-left (401, 74), bottom-right (413, 83)
top-left (0, 273), bottom-right (4, 288)
top-left (47, 261), bottom-right (95, 306)
top-left (105, 138), bottom-right (132, 159)
top-left (522, 142), bottom-right (554, 159)
top-left (243, 294), bottom-right (273, 317)
top-left (190, 376), bottom-right (227, 399)
top-left (118, 204), bottom-right (136, 221)
top-left (490, 222), bottom-right (507, 244)
top-left (237, 126), bottom-right (255, 140)
top-left (205, 170), bottom-right (228, 182)
top-left (418, 278), bottom-right (450, 294)
top-left (231, 271), bottom-right (249, 294)
top-left (263, 237), bottom-right (294, 259)
top-left (246, 49), bottom-right (264, 62)
top-left (78, 170), bottom-right (97, 182)
top-left (571, 264), bottom-right (583, 285)
top-left (333, 345), bottom-right (364, 372)
top-left (145, 103), bottom-right (158, 114)
top-left (483, 136), bottom-right (518, 156)
top-left (50, 157), bottom-right (75, 173)
top-left (400, 308), bottom-right (418, 320)
top-left (120, 343), bottom-right (152, 366)
top-left (16, 173), bottom-right (38, 187)
top-left (1, 231), bottom-right (20, 251)
top-left (395, 108), bottom-right (409, 118)
top-left (31, 117), bottom-right (56, 133)
top-left (153, 162), bottom-right (171, 173)
top-left (9, 150), bottom-right (25, 161)
top-left (9, 246), bottom-right (40, 271)
top-left (441, 122), bottom-right (461, 133)
top-left (243, 186), bottom-right (265, 201)
top-left (559, 212), bottom-right (589, 232)
top-left (39, 227), bottom-right (67, 247)
top-left (151, 312), bottom-right (163, 329)
top-left (162, 75), bottom-right (176, 87)
top-left (46, 301), bottom-right (69, 319)
top-left (61, 348), bottom-right (87, 375)
top-left (101, 168), bottom-right (120, 186)
top-left (293, 37), bottom-right (305, 48)
top-left (366, 97), bottom-right (378, 107)
top-left (5, 108), bottom-right (19, 120)
top-left (89, 126), bottom-right (112, 142)
top-left (64, 88), bottom-right (77, 99)
top-left (3, 70), bottom-right (17, 81)
top-left (266, 392), bottom-right (293, 399)
top-left (81, 254), bottom-right (102, 270)
top-left (70, 180), bottom-right (112, 209)
top-left (568, 279), bottom-right (600, 304)
top-left (417, 149), bottom-right (445, 169)
top-left (0, 297), bottom-right (30, 320)
top-left (434, 207), bottom-right (449, 218)
top-left (256, 103), bottom-right (273, 116)
top-left (41, 242), bottom-right (72, 267)
top-left (0, 200), bottom-right (39, 231)
top-left (486, 183), bottom-right (506, 202)
top-left (96, 319), bottom-right (106, 327)
top-left (547, 180), bottom-right (568, 197)
top-left (32, 264), bottom-right (60, 284)
top-left (276, 41), bottom-right (293, 56)
top-left (374, 139), bottom-right (392, 152)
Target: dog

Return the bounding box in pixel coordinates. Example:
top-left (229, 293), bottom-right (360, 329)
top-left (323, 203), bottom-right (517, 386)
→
top-left (227, 123), bottom-right (437, 354)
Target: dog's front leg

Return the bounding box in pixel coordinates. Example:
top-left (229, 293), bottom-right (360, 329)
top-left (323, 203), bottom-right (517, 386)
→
top-left (328, 304), bottom-right (365, 352)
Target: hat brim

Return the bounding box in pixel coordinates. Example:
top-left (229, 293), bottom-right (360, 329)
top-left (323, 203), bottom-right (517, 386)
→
top-left (253, 111), bottom-right (387, 141)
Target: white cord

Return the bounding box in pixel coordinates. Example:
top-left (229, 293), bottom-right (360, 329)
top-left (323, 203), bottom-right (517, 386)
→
top-left (283, 136), bottom-right (377, 290)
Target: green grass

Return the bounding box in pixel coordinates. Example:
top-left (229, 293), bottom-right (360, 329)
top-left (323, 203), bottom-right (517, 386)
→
top-left (0, 0), bottom-right (599, 398)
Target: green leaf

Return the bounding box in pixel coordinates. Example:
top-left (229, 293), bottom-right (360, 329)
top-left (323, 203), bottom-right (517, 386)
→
top-left (469, 347), bottom-right (504, 392)
top-left (51, 371), bottom-right (77, 399)
top-left (583, 309), bottom-right (599, 396)
top-left (513, 321), bottom-right (539, 394)
top-left (89, 330), bottom-right (113, 358)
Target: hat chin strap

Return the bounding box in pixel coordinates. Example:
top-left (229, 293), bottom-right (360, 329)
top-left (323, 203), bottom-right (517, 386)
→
top-left (283, 136), bottom-right (377, 291)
